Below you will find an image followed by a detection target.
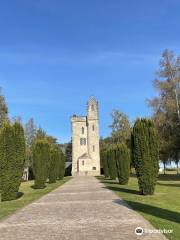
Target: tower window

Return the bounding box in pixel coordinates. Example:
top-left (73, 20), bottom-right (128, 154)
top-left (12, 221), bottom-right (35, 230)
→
top-left (91, 104), bottom-right (94, 111)
top-left (80, 138), bottom-right (86, 145)
top-left (82, 161), bottom-right (84, 166)
top-left (92, 125), bottom-right (95, 131)
top-left (82, 127), bottom-right (84, 134)
top-left (93, 145), bottom-right (95, 152)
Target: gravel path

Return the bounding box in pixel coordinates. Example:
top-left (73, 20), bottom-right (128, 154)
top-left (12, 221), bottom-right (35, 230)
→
top-left (0, 176), bottom-right (166, 240)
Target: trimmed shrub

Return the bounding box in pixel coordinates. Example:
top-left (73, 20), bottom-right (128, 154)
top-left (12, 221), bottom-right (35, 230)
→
top-left (49, 146), bottom-right (59, 183)
top-left (101, 150), bottom-right (109, 178)
top-left (108, 147), bottom-right (117, 180)
top-left (0, 121), bottom-right (25, 201)
top-left (58, 151), bottom-right (65, 180)
top-left (13, 121), bottom-right (26, 193)
top-left (132, 118), bottom-right (159, 195)
top-left (33, 140), bottom-right (50, 189)
top-left (116, 143), bottom-right (130, 184)
top-left (0, 122), bottom-right (16, 201)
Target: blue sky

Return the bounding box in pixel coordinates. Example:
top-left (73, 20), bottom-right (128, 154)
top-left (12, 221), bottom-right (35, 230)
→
top-left (0, 0), bottom-right (180, 143)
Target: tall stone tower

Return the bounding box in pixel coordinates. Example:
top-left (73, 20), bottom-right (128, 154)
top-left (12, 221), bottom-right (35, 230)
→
top-left (71, 97), bottom-right (100, 176)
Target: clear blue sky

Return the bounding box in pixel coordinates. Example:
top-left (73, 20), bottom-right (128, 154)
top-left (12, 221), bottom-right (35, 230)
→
top-left (0, 0), bottom-right (180, 143)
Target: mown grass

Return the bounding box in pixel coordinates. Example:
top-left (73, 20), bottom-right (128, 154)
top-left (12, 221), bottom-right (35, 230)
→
top-left (99, 172), bottom-right (180, 240)
top-left (0, 177), bottom-right (72, 221)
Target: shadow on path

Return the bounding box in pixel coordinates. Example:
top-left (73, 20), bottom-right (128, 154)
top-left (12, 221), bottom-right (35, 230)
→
top-left (103, 185), bottom-right (139, 195)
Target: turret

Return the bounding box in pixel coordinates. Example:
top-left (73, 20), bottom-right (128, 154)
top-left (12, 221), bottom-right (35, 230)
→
top-left (87, 97), bottom-right (100, 174)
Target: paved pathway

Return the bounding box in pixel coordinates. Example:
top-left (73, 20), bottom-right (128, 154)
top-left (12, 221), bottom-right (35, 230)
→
top-left (0, 176), bottom-right (166, 240)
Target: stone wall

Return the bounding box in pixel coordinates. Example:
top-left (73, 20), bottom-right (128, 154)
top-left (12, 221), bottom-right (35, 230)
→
top-left (71, 97), bottom-right (100, 176)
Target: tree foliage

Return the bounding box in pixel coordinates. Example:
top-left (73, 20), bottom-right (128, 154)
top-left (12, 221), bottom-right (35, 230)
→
top-left (132, 118), bottom-right (159, 195)
top-left (49, 146), bottom-right (59, 183)
top-left (24, 118), bottom-right (37, 168)
top-left (0, 88), bottom-right (8, 128)
top-left (58, 150), bottom-right (65, 180)
top-left (108, 147), bottom-right (117, 180)
top-left (33, 140), bottom-right (50, 189)
top-left (109, 109), bottom-right (131, 144)
top-left (65, 141), bottom-right (72, 162)
top-left (13, 121), bottom-right (26, 192)
top-left (148, 49), bottom-right (180, 172)
top-left (0, 121), bottom-right (25, 201)
top-left (101, 149), bottom-right (109, 178)
top-left (116, 143), bottom-right (130, 184)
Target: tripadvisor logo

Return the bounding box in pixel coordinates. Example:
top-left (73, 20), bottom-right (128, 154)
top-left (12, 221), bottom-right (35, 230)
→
top-left (135, 227), bottom-right (144, 236)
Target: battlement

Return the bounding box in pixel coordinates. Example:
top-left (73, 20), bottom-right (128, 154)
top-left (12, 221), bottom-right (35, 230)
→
top-left (71, 115), bottom-right (86, 122)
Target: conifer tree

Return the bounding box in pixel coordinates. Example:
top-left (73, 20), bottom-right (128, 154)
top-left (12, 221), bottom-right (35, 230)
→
top-left (13, 121), bottom-right (26, 193)
top-left (0, 121), bottom-right (25, 201)
top-left (33, 140), bottom-right (50, 189)
top-left (0, 122), bottom-right (15, 200)
top-left (116, 143), bottom-right (130, 184)
top-left (49, 146), bottom-right (59, 183)
top-left (108, 147), bottom-right (117, 180)
top-left (132, 118), bottom-right (159, 195)
top-left (58, 151), bottom-right (65, 180)
top-left (101, 150), bottom-right (109, 178)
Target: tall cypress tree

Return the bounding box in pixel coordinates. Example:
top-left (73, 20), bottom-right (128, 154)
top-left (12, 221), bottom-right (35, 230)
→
top-left (49, 146), bottom-right (59, 183)
top-left (33, 140), bottom-right (50, 189)
top-left (58, 151), bottom-right (65, 180)
top-left (132, 118), bottom-right (159, 195)
top-left (13, 121), bottom-right (26, 193)
top-left (116, 143), bottom-right (130, 184)
top-left (101, 150), bottom-right (109, 178)
top-left (0, 122), bottom-right (15, 201)
top-left (0, 121), bottom-right (25, 201)
top-left (108, 147), bottom-right (117, 180)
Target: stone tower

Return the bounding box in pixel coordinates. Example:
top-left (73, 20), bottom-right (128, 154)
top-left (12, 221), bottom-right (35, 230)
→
top-left (71, 97), bottom-right (100, 176)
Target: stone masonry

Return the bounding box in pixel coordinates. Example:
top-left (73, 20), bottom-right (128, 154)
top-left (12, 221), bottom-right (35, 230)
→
top-left (71, 97), bottom-right (100, 176)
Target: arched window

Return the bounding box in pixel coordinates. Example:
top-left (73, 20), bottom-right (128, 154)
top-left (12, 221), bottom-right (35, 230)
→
top-left (92, 125), bottom-right (95, 131)
top-left (93, 145), bottom-right (95, 152)
top-left (84, 138), bottom-right (86, 145)
top-left (91, 104), bottom-right (94, 111)
top-left (82, 127), bottom-right (84, 134)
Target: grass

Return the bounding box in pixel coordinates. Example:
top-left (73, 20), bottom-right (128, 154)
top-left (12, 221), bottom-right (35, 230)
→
top-left (0, 177), bottom-right (72, 221)
top-left (98, 172), bottom-right (180, 240)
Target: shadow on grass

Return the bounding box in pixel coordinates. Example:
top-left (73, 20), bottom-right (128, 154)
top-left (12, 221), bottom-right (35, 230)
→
top-left (103, 185), bottom-right (139, 195)
top-left (157, 182), bottom-right (180, 188)
top-left (16, 192), bottom-right (24, 199)
top-left (158, 174), bottom-right (180, 181)
top-left (102, 180), bottom-right (119, 185)
top-left (31, 185), bottom-right (46, 190)
top-left (114, 199), bottom-right (180, 224)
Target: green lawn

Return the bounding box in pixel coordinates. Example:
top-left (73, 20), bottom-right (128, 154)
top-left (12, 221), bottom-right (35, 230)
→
top-left (99, 173), bottom-right (180, 240)
top-left (0, 177), bottom-right (72, 221)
